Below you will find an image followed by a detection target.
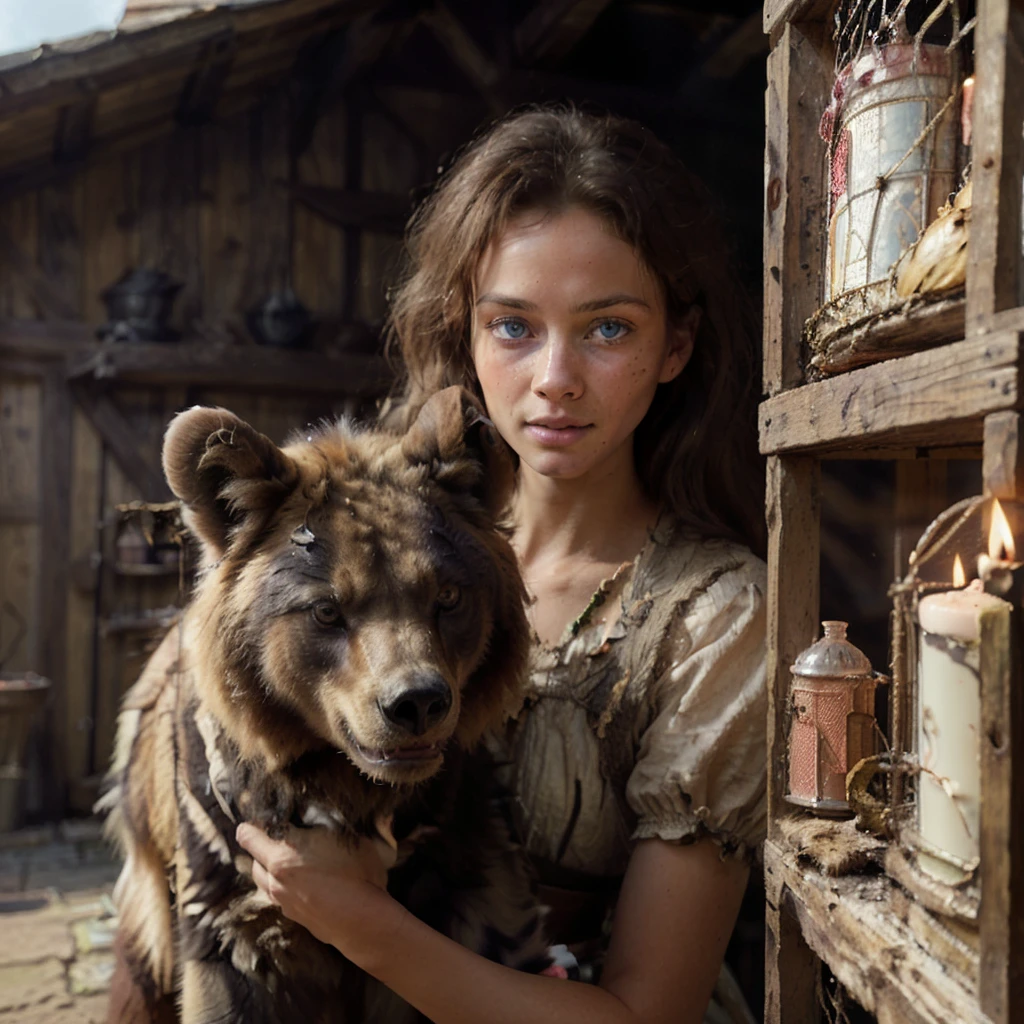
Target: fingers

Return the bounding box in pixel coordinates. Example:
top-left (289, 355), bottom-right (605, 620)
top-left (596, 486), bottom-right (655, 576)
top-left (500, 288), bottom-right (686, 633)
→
top-left (250, 858), bottom-right (279, 904)
top-left (236, 822), bottom-right (276, 860)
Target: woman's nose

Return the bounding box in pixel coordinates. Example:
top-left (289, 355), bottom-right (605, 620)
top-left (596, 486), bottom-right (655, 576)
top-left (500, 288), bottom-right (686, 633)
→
top-left (533, 337), bottom-right (583, 401)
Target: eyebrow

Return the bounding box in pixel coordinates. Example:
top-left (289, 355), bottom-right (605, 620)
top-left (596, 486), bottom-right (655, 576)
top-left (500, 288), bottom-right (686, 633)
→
top-left (475, 293), bottom-right (650, 312)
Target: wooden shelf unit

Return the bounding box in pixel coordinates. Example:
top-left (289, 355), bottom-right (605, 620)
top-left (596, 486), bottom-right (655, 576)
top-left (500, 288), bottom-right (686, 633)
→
top-left (762, 3), bottom-right (1024, 1023)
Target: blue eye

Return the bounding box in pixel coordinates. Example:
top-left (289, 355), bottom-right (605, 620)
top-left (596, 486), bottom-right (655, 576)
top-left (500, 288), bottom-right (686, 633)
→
top-left (595, 320), bottom-right (628, 341)
top-left (493, 319), bottom-right (529, 340)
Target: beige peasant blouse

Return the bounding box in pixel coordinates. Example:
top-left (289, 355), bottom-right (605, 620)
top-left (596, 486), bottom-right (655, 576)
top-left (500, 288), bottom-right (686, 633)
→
top-left (496, 517), bottom-right (767, 1020)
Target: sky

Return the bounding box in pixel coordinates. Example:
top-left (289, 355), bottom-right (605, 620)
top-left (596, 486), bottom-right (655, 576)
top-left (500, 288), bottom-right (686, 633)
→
top-left (0, 0), bottom-right (127, 57)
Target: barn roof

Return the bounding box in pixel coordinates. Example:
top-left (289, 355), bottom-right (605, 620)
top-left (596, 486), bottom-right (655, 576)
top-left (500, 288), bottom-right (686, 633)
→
top-left (0, 0), bottom-right (376, 188)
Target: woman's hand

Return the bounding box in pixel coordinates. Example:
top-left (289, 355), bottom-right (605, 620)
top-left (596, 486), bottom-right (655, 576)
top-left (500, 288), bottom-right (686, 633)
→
top-left (235, 822), bottom-right (399, 954)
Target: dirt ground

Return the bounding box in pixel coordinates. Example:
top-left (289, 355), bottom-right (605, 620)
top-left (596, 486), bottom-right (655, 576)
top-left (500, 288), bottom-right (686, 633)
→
top-left (0, 820), bottom-right (120, 1023)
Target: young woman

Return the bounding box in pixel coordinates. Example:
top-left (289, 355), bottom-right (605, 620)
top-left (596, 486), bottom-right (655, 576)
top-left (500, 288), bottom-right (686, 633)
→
top-left (238, 106), bottom-right (767, 1024)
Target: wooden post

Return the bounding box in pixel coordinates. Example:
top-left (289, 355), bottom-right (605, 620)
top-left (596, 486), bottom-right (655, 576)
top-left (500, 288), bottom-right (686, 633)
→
top-left (762, 21), bottom-right (831, 395)
top-left (965, 0), bottom-right (1024, 335)
top-left (37, 366), bottom-right (72, 819)
top-left (765, 842), bottom-right (820, 1024)
top-left (762, 16), bottom-right (829, 1023)
top-left (764, 455), bottom-right (821, 1024)
top-left (983, 410), bottom-right (1024, 500)
top-left (979, 410), bottom-right (1024, 1022)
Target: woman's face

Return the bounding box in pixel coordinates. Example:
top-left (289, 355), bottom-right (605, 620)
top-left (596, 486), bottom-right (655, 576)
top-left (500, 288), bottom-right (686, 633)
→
top-left (471, 205), bottom-right (693, 483)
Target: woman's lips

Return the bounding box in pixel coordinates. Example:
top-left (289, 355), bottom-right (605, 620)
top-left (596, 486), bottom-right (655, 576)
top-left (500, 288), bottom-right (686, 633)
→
top-left (524, 423), bottom-right (593, 447)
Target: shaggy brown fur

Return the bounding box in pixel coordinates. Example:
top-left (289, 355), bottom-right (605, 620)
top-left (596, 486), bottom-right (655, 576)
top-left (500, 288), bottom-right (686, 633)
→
top-left (100, 388), bottom-right (548, 1023)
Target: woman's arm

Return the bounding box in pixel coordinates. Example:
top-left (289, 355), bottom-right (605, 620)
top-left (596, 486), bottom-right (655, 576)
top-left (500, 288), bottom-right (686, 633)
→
top-left (237, 824), bottom-right (748, 1024)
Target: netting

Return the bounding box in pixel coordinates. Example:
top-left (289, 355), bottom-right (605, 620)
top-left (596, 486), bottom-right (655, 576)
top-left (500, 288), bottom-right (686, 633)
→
top-left (821, 0), bottom-right (975, 303)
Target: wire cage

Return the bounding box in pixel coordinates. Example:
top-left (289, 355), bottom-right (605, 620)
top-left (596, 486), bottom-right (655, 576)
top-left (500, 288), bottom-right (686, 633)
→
top-left (885, 495), bottom-right (1022, 916)
top-left (806, 0), bottom-right (977, 374)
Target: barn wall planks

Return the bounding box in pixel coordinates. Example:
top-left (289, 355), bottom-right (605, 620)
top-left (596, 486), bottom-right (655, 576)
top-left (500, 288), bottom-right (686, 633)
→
top-left (0, 79), bottom-right (450, 816)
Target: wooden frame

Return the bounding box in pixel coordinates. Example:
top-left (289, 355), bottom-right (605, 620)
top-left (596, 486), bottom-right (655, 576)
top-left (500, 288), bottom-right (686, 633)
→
top-left (762, 1), bottom-right (1024, 1021)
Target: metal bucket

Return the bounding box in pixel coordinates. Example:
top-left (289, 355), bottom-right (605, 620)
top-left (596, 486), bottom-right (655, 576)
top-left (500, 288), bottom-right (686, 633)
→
top-left (0, 673), bottom-right (51, 832)
top-left (824, 40), bottom-right (959, 301)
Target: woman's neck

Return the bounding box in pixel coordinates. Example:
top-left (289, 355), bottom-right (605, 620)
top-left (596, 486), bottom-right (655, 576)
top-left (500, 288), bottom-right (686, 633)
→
top-left (512, 457), bottom-right (660, 568)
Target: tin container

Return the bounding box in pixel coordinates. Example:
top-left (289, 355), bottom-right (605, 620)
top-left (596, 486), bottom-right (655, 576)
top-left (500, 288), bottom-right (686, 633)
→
top-left (786, 621), bottom-right (884, 816)
top-left (823, 36), bottom-right (959, 301)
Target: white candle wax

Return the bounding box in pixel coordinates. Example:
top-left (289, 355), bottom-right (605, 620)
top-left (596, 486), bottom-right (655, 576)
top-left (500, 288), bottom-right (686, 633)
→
top-left (916, 580), bottom-right (1009, 884)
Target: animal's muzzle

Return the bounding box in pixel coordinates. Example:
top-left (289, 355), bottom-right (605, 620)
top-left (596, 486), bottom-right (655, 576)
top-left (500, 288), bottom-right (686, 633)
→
top-left (379, 673), bottom-right (452, 737)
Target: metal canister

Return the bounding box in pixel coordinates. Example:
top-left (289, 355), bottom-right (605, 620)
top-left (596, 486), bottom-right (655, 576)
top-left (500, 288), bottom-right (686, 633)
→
top-left (822, 30), bottom-right (959, 301)
top-left (786, 621), bottom-right (883, 816)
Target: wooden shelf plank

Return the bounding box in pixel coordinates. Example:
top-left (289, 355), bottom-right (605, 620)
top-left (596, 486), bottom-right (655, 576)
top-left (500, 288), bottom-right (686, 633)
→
top-left (765, 840), bottom-right (982, 1024)
top-left (66, 342), bottom-right (392, 396)
top-left (759, 330), bottom-right (1024, 456)
top-left (763, 0), bottom-right (834, 36)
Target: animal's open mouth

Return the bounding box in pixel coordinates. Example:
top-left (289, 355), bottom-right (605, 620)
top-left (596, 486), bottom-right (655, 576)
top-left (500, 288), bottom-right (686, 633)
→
top-left (341, 722), bottom-right (445, 772)
top-left (360, 741), bottom-right (443, 764)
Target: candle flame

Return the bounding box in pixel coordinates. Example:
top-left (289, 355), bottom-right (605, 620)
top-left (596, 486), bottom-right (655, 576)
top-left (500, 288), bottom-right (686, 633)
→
top-left (953, 553), bottom-right (966, 587)
top-left (988, 499), bottom-right (1016, 561)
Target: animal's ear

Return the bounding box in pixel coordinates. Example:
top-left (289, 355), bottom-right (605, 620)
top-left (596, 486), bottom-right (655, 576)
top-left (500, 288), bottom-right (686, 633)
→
top-left (162, 406), bottom-right (299, 557)
top-left (400, 386), bottom-right (515, 516)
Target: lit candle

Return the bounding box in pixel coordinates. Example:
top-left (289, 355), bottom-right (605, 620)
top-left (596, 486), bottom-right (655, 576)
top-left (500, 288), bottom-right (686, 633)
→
top-left (961, 75), bottom-right (975, 147)
top-left (917, 571), bottom-right (1011, 883)
top-left (977, 498), bottom-right (1020, 593)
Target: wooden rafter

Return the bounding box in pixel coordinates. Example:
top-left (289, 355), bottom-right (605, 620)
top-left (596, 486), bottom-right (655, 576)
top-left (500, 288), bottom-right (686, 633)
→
top-left (290, 12), bottom-right (409, 158)
top-left (422, 3), bottom-right (504, 112)
top-left (514, 0), bottom-right (614, 66)
top-left (53, 96), bottom-right (96, 163)
top-left (175, 31), bottom-right (237, 125)
top-left (0, 0), bottom-right (378, 121)
top-left (676, 11), bottom-right (768, 98)
top-left (70, 384), bottom-right (172, 504)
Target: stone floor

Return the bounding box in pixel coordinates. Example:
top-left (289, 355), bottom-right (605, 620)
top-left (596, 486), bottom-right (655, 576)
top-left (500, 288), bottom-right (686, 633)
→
top-left (0, 820), bottom-right (120, 1023)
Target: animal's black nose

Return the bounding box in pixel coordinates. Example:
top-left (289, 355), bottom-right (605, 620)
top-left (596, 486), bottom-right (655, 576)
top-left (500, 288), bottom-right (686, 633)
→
top-left (380, 677), bottom-right (452, 736)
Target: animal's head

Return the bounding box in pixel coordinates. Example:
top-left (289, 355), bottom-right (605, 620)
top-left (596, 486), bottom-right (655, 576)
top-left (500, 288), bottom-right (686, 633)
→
top-left (163, 387), bottom-right (526, 786)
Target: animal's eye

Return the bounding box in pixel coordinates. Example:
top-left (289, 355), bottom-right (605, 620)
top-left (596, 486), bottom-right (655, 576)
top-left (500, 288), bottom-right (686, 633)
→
top-left (436, 584), bottom-right (461, 611)
top-left (311, 600), bottom-right (344, 628)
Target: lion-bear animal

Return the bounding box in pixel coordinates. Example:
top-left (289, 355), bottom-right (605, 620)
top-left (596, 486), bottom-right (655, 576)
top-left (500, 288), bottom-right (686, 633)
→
top-left (100, 387), bottom-right (549, 1024)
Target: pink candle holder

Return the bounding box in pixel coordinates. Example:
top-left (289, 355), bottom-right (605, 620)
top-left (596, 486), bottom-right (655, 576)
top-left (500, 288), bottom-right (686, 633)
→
top-left (786, 621), bottom-right (885, 817)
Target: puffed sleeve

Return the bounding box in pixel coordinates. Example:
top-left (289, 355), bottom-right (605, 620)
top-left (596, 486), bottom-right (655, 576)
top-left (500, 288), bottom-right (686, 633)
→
top-left (625, 561), bottom-right (767, 860)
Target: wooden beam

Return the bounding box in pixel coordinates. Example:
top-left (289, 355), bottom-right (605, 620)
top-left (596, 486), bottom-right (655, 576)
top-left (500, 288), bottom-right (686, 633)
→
top-left (175, 31), bottom-right (237, 126)
top-left (978, 602), bottom-right (1023, 1024)
top-left (759, 331), bottom-right (1024, 456)
top-left (764, 855), bottom-right (819, 1024)
top-left (676, 12), bottom-right (768, 102)
top-left (764, 461), bottom-right (820, 1024)
top-left (70, 384), bottom-right (171, 502)
top-left (762, 22), bottom-right (831, 396)
top-left (53, 96), bottom-right (96, 163)
top-left (342, 95), bottom-right (363, 324)
top-left (764, 841), bottom-right (983, 1023)
top-left (291, 184), bottom-right (411, 234)
top-left (693, 11), bottom-right (768, 81)
top-left (765, 455), bottom-right (820, 843)
top-left (0, 0), bottom-right (376, 120)
top-left (514, 0), bottom-right (613, 65)
top-left (983, 410), bottom-right (1024, 499)
top-left (422, 3), bottom-right (504, 112)
top-left (965, 0), bottom-right (1024, 334)
top-left (66, 341), bottom-right (393, 397)
top-left (763, 0), bottom-right (836, 38)
top-left (979, 408), bottom-right (1024, 1023)
top-left (289, 13), bottom-right (410, 159)
top-left (37, 365), bottom-right (73, 819)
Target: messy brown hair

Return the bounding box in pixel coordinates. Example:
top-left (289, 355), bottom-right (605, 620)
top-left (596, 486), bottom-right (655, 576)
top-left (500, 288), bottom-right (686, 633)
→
top-left (384, 105), bottom-right (765, 556)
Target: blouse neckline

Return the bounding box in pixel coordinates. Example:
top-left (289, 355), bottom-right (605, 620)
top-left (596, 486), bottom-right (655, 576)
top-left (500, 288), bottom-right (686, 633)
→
top-left (527, 514), bottom-right (673, 656)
